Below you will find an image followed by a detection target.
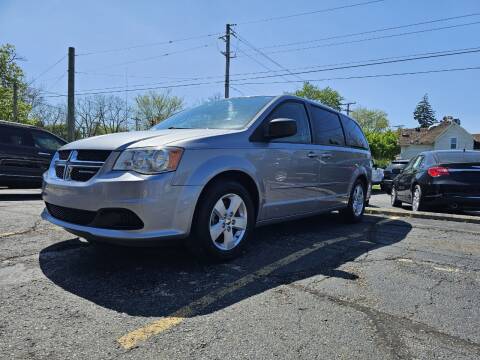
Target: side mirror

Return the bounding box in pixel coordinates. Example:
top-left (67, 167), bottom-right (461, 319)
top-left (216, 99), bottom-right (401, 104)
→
top-left (264, 118), bottom-right (297, 139)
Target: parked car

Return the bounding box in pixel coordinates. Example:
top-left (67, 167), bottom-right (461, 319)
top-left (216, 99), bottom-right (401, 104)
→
top-left (391, 150), bottom-right (480, 211)
top-left (0, 120), bottom-right (66, 188)
top-left (381, 159), bottom-right (410, 194)
top-left (42, 95), bottom-right (372, 260)
top-left (371, 161), bottom-right (384, 185)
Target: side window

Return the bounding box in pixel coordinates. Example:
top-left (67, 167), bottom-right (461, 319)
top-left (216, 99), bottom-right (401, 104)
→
top-left (340, 115), bottom-right (369, 149)
top-left (0, 126), bottom-right (33, 147)
top-left (32, 131), bottom-right (65, 151)
top-left (267, 101), bottom-right (311, 144)
top-left (310, 106), bottom-right (345, 146)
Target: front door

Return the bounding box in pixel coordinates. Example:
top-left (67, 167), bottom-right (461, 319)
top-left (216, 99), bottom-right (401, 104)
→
top-left (259, 101), bottom-right (319, 219)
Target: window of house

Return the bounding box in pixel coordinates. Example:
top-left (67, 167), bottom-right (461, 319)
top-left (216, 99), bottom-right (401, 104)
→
top-left (450, 137), bottom-right (457, 149)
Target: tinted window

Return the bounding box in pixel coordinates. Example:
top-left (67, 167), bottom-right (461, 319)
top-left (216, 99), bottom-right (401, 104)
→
top-left (267, 101), bottom-right (311, 144)
top-left (340, 115), bottom-right (369, 149)
top-left (310, 106), bottom-right (345, 146)
top-left (435, 152), bottom-right (480, 164)
top-left (152, 96), bottom-right (273, 130)
top-left (32, 131), bottom-right (65, 151)
top-left (0, 126), bottom-right (33, 146)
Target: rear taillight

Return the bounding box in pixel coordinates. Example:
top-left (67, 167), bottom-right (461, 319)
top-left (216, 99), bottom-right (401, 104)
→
top-left (428, 166), bottom-right (449, 177)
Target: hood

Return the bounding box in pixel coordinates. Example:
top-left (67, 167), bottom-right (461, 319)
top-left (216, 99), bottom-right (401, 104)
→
top-left (60, 129), bottom-right (236, 151)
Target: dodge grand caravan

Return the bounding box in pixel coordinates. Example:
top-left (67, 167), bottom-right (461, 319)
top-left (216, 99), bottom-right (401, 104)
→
top-left (42, 95), bottom-right (372, 260)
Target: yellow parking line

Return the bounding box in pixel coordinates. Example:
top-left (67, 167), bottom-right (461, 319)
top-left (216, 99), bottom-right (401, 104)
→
top-left (118, 218), bottom-right (395, 350)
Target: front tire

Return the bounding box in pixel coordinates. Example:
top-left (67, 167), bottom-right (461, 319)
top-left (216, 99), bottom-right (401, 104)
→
top-left (341, 179), bottom-right (366, 223)
top-left (187, 180), bottom-right (255, 261)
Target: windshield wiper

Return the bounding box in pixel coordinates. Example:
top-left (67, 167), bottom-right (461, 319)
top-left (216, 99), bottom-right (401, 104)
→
top-left (167, 126), bottom-right (192, 129)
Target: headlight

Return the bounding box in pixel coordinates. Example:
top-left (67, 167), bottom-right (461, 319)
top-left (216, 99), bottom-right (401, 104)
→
top-left (113, 147), bottom-right (183, 174)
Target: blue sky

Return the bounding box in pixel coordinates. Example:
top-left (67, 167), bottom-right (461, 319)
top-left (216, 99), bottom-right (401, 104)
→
top-left (1, 0), bottom-right (479, 132)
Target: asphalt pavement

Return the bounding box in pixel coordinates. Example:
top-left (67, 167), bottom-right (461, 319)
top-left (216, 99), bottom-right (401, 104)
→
top-left (1, 189), bottom-right (479, 359)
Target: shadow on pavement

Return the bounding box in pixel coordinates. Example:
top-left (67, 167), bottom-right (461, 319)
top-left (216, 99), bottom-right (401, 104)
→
top-left (39, 214), bottom-right (412, 318)
top-left (0, 192), bottom-right (42, 201)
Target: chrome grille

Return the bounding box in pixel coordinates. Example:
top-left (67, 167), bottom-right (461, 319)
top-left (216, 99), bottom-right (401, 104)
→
top-left (54, 150), bottom-right (111, 182)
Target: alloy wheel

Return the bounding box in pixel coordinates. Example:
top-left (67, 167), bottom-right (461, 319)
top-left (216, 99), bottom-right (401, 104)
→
top-left (352, 184), bottom-right (365, 217)
top-left (209, 193), bottom-right (248, 251)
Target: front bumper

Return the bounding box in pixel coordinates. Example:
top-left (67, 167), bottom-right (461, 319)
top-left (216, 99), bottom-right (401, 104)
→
top-left (42, 170), bottom-right (202, 243)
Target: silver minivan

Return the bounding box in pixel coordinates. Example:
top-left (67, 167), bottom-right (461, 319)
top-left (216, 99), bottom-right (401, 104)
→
top-left (42, 95), bottom-right (372, 260)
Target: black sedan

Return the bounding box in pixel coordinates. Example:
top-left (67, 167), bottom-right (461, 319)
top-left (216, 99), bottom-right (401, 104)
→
top-left (391, 150), bottom-right (480, 211)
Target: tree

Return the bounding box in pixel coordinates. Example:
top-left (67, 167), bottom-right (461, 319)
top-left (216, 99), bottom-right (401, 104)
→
top-left (75, 95), bottom-right (131, 139)
top-left (134, 90), bottom-right (184, 129)
top-left (0, 44), bottom-right (31, 122)
top-left (350, 107), bottom-right (389, 133)
top-left (293, 82), bottom-right (343, 111)
top-left (365, 130), bottom-right (399, 163)
top-left (414, 94), bottom-right (436, 128)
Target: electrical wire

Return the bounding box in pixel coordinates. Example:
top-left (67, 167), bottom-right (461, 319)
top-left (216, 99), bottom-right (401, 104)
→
top-left (237, 0), bottom-right (386, 25)
top-left (28, 55), bottom-right (66, 85)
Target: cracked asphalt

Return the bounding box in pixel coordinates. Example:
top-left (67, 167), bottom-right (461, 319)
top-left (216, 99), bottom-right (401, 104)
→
top-left (1, 189), bottom-right (479, 359)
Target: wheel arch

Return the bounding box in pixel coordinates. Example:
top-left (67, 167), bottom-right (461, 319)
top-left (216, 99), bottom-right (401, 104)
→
top-left (195, 170), bottom-right (261, 221)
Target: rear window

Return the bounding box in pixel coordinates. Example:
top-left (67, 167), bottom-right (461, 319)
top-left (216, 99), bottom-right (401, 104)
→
top-left (340, 114), bottom-right (369, 150)
top-left (310, 106), bottom-right (345, 146)
top-left (435, 152), bottom-right (480, 164)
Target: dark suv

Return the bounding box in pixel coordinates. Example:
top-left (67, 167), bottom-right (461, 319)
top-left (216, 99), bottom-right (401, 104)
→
top-left (381, 159), bottom-right (410, 194)
top-left (0, 121), bottom-right (66, 188)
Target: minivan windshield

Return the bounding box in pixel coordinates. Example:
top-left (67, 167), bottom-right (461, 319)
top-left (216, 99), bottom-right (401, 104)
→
top-left (152, 96), bottom-right (273, 130)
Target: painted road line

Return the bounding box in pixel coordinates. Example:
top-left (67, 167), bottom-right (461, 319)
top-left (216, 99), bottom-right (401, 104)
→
top-left (118, 234), bottom-right (357, 349)
top-left (117, 217), bottom-right (396, 350)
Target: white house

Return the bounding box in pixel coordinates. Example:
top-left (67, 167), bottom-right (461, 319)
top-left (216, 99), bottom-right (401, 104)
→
top-left (398, 117), bottom-right (478, 159)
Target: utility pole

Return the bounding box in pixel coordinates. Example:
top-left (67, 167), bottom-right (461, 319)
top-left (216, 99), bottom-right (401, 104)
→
top-left (12, 81), bottom-right (18, 122)
top-left (67, 47), bottom-right (75, 141)
top-left (221, 24), bottom-right (235, 99)
top-left (341, 102), bottom-right (356, 116)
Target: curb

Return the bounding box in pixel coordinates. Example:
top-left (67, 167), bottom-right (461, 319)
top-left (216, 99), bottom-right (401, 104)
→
top-left (365, 207), bottom-right (480, 225)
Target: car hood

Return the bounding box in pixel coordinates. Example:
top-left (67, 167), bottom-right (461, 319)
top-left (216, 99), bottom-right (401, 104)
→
top-left (60, 129), bottom-right (236, 151)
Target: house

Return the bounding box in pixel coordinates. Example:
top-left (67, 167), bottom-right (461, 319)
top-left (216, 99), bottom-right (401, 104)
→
top-left (398, 117), bottom-right (476, 159)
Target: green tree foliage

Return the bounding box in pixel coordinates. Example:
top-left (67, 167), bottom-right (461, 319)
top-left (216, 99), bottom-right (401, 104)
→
top-left (293, 82), bottom-right (343, 111)
top-left (0, 44), bottom-right (31, 122)
top-left (134, 90), bottom-right (184, 129)
top-left (350, 107), bottom-right (389, 133)
top-left (365, 130), bottom-right (399, 164)
top-left (414, 94), bottom-right (436, 128)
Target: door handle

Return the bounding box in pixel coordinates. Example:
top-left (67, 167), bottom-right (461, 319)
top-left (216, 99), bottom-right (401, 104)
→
top-left (307, 152), bottom-right (318, 158)
top-left (38, 152), bottom-right (50, 156)
top-left (320, 152), bottom-right (333, 159)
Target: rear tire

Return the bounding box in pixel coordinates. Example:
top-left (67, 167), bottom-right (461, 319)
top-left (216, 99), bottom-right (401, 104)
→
top-left (187, 180), bottom-right (255, 261)
top-left (340, 179), bottom-right (366, 223)
top-left (391, 186), bottom-right (402, 207)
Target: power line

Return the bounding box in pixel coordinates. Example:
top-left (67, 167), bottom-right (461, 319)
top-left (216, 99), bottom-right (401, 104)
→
top-left (232, 30), bottom-right (304, 82)
top-left (43, 65), bottom-right (480, 98)
top-left (232, 65), bottom-right (480, 86)
top-left (237, 0), bottom-right (386, 25)
top-left (57, 45), bottom-right (480, 95)
top-left (76, 32), bottom-right (221, 56)
top-left (230, 47), bottom-right (480, 81)
top-left (240, 20), bottom-right (480, 57)
top-left (259, 12), bottom-right (480, 50)
top-left (86, 44), bottom-right (213, 71)
top-left (28, 54), bottom-right (66, 85)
